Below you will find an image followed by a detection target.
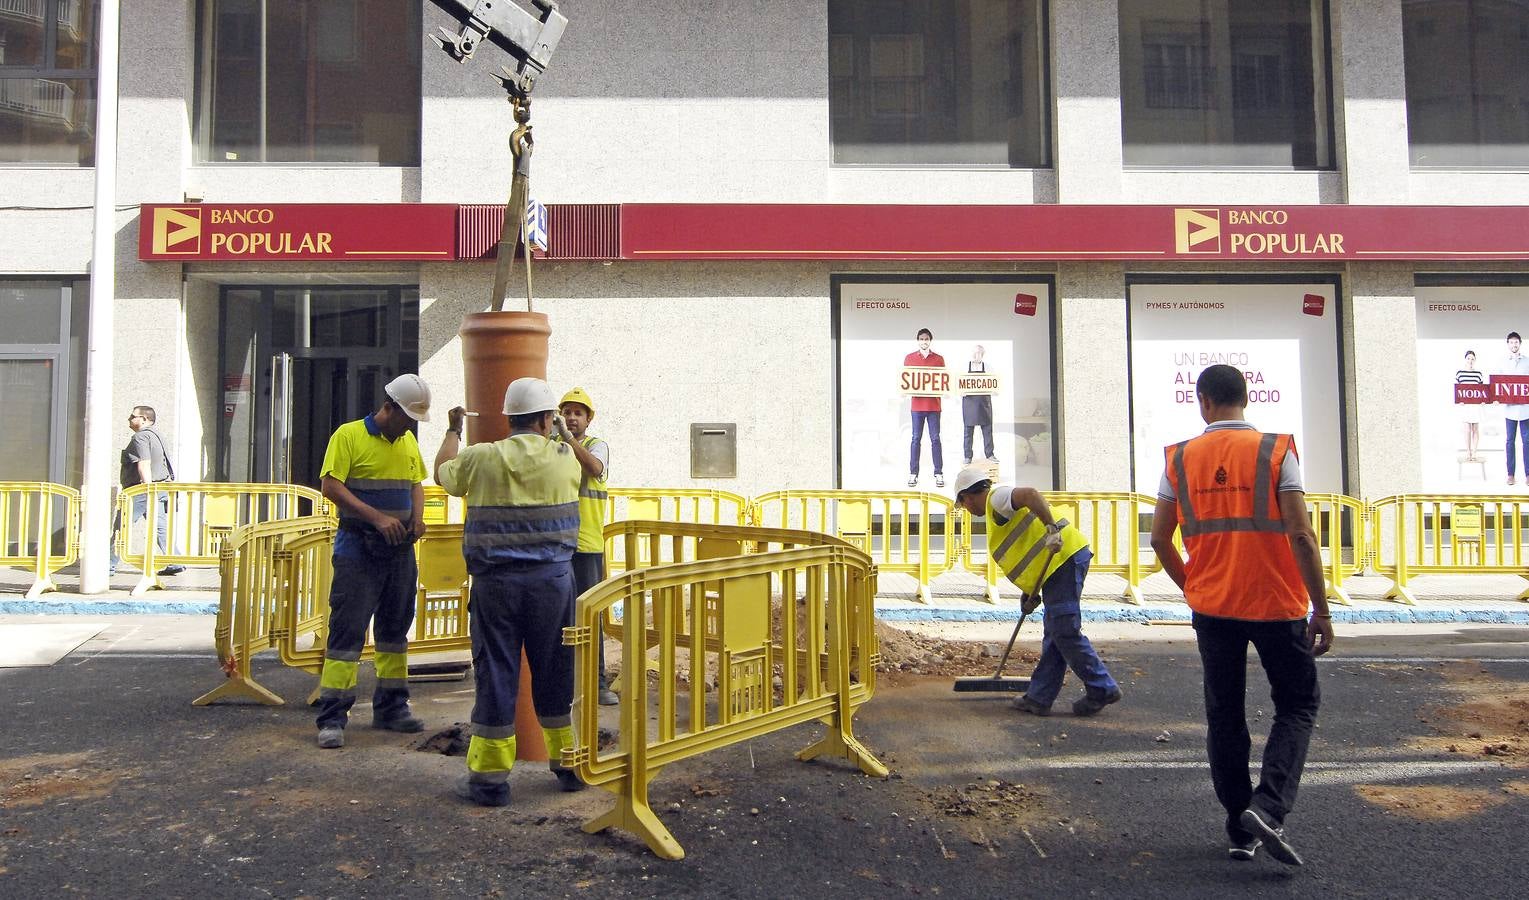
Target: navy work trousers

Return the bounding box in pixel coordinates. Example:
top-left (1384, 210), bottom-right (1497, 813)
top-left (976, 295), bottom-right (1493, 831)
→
top-left (314, 547), bottom-right (418, 729)
top-left (469, 561), bottom-right (576, 732)
top-left (1192, 612), bottom-right (1321, 843)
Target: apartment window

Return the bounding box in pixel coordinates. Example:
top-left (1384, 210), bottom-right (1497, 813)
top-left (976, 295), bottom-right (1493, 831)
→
top-left (196, 0), bottom-right (421, 164)
top-left (828, 1), bottom-right (1050, 167)
top-left (1119, 1), bottom-right (1333, 168)
top-left (1404, 1), bottom-right (1529, 167)
top-left (0, 0), bottom-right (99, 165)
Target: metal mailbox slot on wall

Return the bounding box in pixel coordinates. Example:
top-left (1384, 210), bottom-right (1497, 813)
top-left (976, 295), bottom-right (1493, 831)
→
top-left (690, 423), bottom-right (737, 478)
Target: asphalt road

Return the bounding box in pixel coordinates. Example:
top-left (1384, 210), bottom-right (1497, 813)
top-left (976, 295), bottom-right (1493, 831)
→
top-left (1, 618), bottom-right (1526, 898)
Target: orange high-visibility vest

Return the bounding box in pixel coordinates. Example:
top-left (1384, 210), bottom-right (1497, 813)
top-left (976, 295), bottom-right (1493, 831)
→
top-left (1164, 429), bottom-right (1309, 621)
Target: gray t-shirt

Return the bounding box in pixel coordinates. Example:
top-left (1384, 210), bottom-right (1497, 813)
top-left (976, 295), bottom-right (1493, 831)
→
top-left (1156, 421), bottom-right (1302, 502)
top-left (120, 427), bottom-right (174, 486)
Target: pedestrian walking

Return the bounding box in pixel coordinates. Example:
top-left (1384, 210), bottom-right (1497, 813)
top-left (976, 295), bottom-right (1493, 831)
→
top-left (1149, 363), bottom-right (1335, 867)
top-left (953, 467), bottom-right (1121, 716)
top-left (313, 374), bottom-right (432, 749)
top-left (435, 378), bottom-right (585, 806)
top-left (558, 387), bottom-right (618, 706)
top-left (111, 405), bottom-right (183, 577)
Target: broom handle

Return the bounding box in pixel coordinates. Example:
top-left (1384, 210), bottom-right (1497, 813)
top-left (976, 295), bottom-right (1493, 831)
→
top-left (991, 536), bottom-right (1065, 679)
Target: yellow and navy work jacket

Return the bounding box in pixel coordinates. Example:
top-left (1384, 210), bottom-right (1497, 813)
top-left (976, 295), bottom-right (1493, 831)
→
top-left (986, 491), bottom-right (1089, 601)
top-left (576, 435), bottom-right (609, 554)
top-left (319, 415), bottom-right (425, 559)
top-left (437, 433), bottom-right (582, 574)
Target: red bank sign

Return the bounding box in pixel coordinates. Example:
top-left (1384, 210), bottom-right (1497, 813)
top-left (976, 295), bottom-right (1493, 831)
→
top-left (139, 204), bottom-right (457, 261)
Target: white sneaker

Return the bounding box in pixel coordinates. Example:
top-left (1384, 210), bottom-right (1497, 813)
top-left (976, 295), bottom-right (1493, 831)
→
top-left (907, 475), bottom-right (917, 487)
top-left (934, 474), bottom-right (945, 488)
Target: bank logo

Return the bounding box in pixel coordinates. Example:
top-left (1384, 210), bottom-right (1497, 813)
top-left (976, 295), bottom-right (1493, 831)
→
top-left (151, 206), bottom-right (203, 255)
top-left (1174, 208), bottom-right (1221, 254)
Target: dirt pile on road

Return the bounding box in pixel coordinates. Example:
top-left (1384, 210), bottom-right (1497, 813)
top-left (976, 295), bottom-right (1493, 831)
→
top-left (922, 780), bottom-right (1046, 823)
top-left (874, 621), bottom-right (1035, 678)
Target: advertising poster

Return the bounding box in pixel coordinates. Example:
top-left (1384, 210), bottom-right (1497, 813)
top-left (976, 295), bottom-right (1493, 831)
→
top-left (1128, 282), bottom-right (1343, 494)
top-left (1414, 286), bottom-right (1529, 491)
top-left (837, 281), bottom-right (1056, 491)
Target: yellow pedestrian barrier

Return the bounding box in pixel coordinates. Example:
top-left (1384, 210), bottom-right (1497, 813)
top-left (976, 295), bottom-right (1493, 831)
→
top-left (564, 520), bottom-right (886, 860)
top-left (961, 492), bottom-right (1152, 604)
top-left (751, 490), bottom-right (959, 603)
top-left (1368, 494), bottom-right (1529, 605)
top-left (1301, 493), bottom-right (1366, 606)
top-left (115, 481), bottom-right (330, 596)
top-left (604, 488), bottom-right (752, 573)
top-left (193, 516), bottom-right (335, 706)
top-left (0, 482), bottom-right (79, 598)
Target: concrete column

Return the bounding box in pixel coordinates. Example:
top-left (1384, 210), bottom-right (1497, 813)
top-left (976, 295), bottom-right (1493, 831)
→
top-left (1344, 263), bottom-right (1420, 498)
top-left (1055, 263), bottom-right (1131, 491)
top-left (1051, 0), bottom-right (1124, 203)
top-left (79, 0), bottom-right (121, 593)
top-left (1332, 0), bottom-right (1411, 203)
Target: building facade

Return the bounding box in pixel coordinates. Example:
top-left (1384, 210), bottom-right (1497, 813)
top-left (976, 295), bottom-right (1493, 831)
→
top-left (6, 1), bottom-right (1529, 578)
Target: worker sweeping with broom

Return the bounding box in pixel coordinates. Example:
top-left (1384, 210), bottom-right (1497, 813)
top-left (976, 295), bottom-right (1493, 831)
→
top-left (952, 467), bottom-right (1122, 716)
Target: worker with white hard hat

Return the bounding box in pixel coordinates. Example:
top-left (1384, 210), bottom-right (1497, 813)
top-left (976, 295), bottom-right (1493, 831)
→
top-left (952, 465), bottom-right (1120, 718)
top-left (433, 377), bottom-right (585, 806)
top-left (313, 373), bottom-right (433, 750)
top-left (556, 387), bottom-right (618, 706)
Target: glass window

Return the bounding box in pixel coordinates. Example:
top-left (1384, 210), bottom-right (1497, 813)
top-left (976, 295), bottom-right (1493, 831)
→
top-left (0, 1), bottom-right (99, 165)
top-left (828, 1), bottom-right (1050, 167)
top-left (0, 279), bottom-right (86, 485)
top-left (1404, 1), bottom-right (1529, 167)
top-left (0, 281), bottom-right (65, 343)
top-left (1119, 0), bottom-right (1333, 168)
top-left (198, 0), bottom-right (421, 165)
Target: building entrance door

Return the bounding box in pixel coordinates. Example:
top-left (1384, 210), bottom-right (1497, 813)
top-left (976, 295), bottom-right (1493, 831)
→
top-left (219, 286), bottom-right (419, 488)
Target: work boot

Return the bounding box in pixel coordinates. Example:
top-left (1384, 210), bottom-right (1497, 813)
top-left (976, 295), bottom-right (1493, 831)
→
top-left (1011, 695), bottom-right (1050, 716)
top-left (373, 710), bottom-right (425, 733)
top-left (1239, 807), bottom-right (1303, 866)
top-left (1072, 687), bottom-right (1122, 717)
top-left (454, 774), bottom-right (510, 808)
top-left (598, 678), bottom-right (619, 706)
top-left (156, 565), bottom-right (186, 576)
top-left (316, 727), bottom-right (344, 749)
top-left (552, 767), bottom-right (586, 793)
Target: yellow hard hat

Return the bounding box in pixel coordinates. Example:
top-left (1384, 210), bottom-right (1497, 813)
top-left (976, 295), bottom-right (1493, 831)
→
top-left (559, 387), bottom-right (595, 421)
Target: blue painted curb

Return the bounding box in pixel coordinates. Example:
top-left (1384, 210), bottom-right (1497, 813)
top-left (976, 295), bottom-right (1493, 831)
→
top-left (0, 598), bottom-right (220, 616)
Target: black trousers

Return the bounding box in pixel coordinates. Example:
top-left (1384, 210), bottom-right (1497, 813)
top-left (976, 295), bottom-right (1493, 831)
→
top-left (571, 551), bottom-right (609, 685)
top-left (1192, 612), bottom-right (1321, 842)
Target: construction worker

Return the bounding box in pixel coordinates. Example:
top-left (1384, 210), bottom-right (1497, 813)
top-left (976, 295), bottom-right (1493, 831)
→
top-left (435, 377), bottom-right (585, 806)
top-left (953, 467), bottom-right (1121, 716)
top-left (314, 374), bottom-right (432, 749)
top-left (1150, 364), bottom-right (1333, 867)
top-left (558, 387), bottom-right (618, 706)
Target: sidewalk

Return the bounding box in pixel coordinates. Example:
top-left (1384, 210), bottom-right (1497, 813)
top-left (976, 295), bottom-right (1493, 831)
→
top-left (5, 565), bottom-right (1528, 624)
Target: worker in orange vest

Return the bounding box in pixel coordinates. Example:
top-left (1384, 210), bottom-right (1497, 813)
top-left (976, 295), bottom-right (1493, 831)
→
top-left (1150, 364), bottom-right (1334, 868)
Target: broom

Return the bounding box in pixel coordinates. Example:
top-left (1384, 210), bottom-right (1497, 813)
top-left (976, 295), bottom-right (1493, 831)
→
top-left (952, 540), bottom-right (1061, 693)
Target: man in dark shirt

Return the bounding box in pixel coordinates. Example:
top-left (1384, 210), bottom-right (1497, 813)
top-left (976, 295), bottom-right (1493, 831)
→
top-left (111, 406), bottom-right (183, 577)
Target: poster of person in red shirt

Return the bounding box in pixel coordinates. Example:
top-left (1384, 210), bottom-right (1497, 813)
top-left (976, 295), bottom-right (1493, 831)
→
top-left (837, 280), bottom-right (1055, 492)
top-left (904, 328), bottom-right (945, 487)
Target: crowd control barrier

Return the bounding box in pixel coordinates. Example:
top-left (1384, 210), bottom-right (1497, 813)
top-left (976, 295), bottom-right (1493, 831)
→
top-left (1300, 493), bottom-right (1367, 605)
top-left (194, 518), bottom-right (475, 706)
top-left (114, 481), bottom-right (330, 596)
top-left (564, 519), bottom-right (885, 860)
top-left (603, 489), bottom-right (752, 571)
top-left (0, 482), bottom-right (80, 598)
top-left (752, 490), bottom-right (958, 602)
top-left (961, 492), bottom-right (1153, 604)
top-left (1368, 495), bottom-right (1529, 605)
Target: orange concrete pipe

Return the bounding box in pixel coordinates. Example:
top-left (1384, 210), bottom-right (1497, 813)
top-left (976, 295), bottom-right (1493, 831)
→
top-left (459, 310), bottom-right (553, 762)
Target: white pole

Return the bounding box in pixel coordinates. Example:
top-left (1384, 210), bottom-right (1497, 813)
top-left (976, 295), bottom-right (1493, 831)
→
top-left (79, 0), bottom-right (122, 594)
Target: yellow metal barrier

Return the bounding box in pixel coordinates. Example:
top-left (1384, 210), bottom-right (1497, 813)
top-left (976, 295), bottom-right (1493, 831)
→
top-left (0, 482), bottom-right (80, 598)
top-left (603, 488), bottom-right (752, 573)
top-left (1368, 494), bottom-right (1529, 605)
top-left (115, 481), bottom-right (330, 596)
top-left (564, 520), bottom-right (885, 860)
top-left (194, 518), bottom-right (474, 706)
top-left (960, 492), bottom-right (1152, 604)
top-left (192, 516), bottom-right (335, 706)
top-left (751, 490), bottom-right (958, 603)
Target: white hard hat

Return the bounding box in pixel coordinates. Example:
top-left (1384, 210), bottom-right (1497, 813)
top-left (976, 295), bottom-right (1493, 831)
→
top-left (502, 377), bottom-right (559, 416)
top-left (384, 374), bottom-right (431, 422)
top-left (952, 465), bottom-right (992, 499)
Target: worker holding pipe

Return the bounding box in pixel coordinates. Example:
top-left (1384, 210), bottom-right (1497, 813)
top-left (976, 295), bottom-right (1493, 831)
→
top-left (557, 387), bottom-right (618, 706)
top-left (435, 377), bottom-right (586, 806)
